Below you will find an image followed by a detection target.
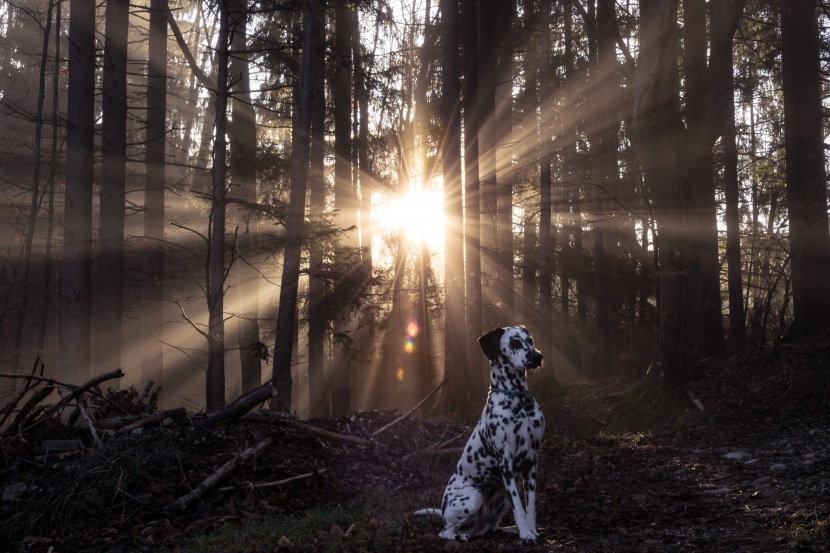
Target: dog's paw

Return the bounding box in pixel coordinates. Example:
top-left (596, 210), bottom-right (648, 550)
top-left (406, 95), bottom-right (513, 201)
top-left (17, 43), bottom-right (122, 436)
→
top-left (520, 535), bottom-right (538, 545)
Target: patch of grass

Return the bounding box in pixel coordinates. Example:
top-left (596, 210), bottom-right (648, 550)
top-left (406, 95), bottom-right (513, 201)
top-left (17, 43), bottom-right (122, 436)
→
top-left (787, 504), bottom-right (830, 550)
top-left (603, 368), bottom-right (700, 434)
top-left (165, 487), bottom-right (419, 553)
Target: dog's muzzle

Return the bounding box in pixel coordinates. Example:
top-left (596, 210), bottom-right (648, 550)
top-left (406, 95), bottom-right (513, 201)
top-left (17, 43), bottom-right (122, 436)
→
top-left (526, 351), bottom-right (543, 369)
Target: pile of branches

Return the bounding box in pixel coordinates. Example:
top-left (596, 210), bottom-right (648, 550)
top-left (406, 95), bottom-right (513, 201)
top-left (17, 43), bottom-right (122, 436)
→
top-left (0, 367), bottom-right (459, 551)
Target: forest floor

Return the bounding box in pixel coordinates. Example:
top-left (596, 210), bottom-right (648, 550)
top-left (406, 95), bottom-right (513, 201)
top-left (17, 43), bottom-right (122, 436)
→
top-left (1, 332), bottom-right (829, 553)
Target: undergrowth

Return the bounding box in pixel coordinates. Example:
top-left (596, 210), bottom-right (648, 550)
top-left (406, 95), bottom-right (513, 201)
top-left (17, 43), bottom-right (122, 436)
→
top-left (167, 487), bottom-right (417, 553)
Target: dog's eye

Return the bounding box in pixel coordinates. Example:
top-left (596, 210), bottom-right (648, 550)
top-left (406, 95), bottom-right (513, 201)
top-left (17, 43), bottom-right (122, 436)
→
top-left (509, 337), bottom-right (522, 350)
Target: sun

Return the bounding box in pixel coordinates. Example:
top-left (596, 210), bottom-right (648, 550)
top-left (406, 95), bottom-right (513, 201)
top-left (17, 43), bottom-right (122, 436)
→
top-left (372, 185), bottom-right (445, 246)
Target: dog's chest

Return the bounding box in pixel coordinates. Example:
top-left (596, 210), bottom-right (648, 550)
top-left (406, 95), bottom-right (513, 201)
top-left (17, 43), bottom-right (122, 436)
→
top-left (483, 397), bottom-right (544, 450)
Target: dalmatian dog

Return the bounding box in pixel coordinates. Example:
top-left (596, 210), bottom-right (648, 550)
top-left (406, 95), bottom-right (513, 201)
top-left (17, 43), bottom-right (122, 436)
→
top-left (415, 326), bottom-right (545, 544)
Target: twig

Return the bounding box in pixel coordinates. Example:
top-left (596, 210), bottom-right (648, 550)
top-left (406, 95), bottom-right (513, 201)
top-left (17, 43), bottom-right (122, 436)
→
top-left (684, 388), bottom-right (706, 412)
top-left (0, 358), bottom-right (42, 428)
top-left (38, 369), bottom-right (125, 423)
top-left (373, 372), bottom-right (453, 437)
top-left (0, 372), bottom-right (76, 388)
top-left (77, 399), bottom-right (101, 446)
top-left (200, 383), bottom-right (275, 428)
top-left (217, 468), bottom-right (329, 492)
top-left (767, 377), bottom-right (795, 409)
top-left (401, 432), bottom-right (465, 462)
top-left (137, 380), bottom-right (155, 404)
top-left (244, 412), bottom-right (374, 446)
top-left (9, 385), bottom-right (54, 433)
top-left (170, 437), bottom-right (274, 512)
top-left (117, 407), bottom-right (187, 434)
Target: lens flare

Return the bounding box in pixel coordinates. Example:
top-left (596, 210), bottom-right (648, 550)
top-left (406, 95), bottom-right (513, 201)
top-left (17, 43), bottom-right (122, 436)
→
top-left (396, 368), bottom-right (405, 380)
top-left (407, 322), bottom-right (419, 337)
top-left (404, 336), bottom-right (415, 353)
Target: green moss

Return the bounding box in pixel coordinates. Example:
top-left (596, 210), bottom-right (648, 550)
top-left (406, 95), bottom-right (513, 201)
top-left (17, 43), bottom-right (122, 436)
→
top-left (165, 487), bottom-right (418, 553)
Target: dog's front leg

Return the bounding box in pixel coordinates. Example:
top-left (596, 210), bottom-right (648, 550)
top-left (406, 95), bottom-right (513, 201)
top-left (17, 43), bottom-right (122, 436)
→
top-left (499, 457), bottom-right (536, 544)
top-left (525, 463), bottom-right (539, 537)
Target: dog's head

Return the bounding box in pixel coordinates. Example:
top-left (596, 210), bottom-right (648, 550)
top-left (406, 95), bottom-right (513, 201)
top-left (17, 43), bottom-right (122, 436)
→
top-left (478, 326), bottom-right (543, 370)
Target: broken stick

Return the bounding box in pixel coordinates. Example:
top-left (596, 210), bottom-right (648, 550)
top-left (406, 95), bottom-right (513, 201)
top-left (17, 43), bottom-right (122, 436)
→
top-left (39, 369), bottom-right (125, 423)
top-left (170, 437), bottom-right (274, 512)
top-left (373, 372), bottom-right (453, 437)
top-left (117, 407), bottom-right (187, 434)
top-left (244, 412), bottom-right (374, 446)
top-left (200, 382), bottom-right (276, 428)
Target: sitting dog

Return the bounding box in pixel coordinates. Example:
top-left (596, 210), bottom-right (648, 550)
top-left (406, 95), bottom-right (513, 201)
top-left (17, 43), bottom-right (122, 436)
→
top-left (416, 326), bottom-right (545, 544)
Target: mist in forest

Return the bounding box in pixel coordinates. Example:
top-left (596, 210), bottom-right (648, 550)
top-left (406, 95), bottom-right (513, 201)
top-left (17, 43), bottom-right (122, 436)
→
top-left (1, 0), bottom-right (829, 418)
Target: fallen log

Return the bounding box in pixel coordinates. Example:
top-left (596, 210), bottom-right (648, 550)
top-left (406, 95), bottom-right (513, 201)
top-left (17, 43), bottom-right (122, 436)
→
top-left (200, 382), bottom-right (275, 428)
top-left (95, 413), bottom-right (146, 430)
top-left (170, 437), bottom-right (274, 512)
top-left (117, 407), bottom-right (187, 434)
top-left (243, 411), bottom-right (374, 446)
top-left (217, 468), bottom-right (329, 492)
top-left (401, 432), bottom-right (465, 462)
top-left (38, 369), bottom-right (125, 423)
top-left (0, 358), bottom-right (43, 428)
top-left (136, 380), bottom-right (155, 404)
top-left (373, 372), bottom-right (452, 437)
top-left (683, 388), bottom-right (706, 412)
top-left (8, 385), bottom-right (54, 433)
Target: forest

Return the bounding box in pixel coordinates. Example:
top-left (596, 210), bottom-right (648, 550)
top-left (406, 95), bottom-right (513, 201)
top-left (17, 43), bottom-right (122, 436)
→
top-left (1, 0), bottom-right (830, 551)
top-left (0, 0), bottom-right (829, 418)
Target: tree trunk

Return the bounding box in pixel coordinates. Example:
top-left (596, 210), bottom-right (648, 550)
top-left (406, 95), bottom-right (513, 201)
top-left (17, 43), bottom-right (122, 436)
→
top-left (479, 0), bottom-right (499, 330)
top-left (537, 0), bottom-right (553, 368)
top-left (442, 0), bottom-right (467, 409)
top-left (37, 1), bottom-right (62, 360)
top-left (229, 0), bottom-right (262, 393)
top-left (494, 0), bottom-right (514, 321)
top-left (96, 0), bottom-right (129, 378)
top-left (12, 0), bottom-right (58, 372)
top-left (142, 0), bottom-right (167, 389)
top-left (206, 0), bottom-right (231, 412)
top-left (717, 2), bottom-right (746, 351)
top-left (331, 0), bottom-right (355, 416)
top-left (781, 0), bottom-right (830, 335)
top-left (462, 0), bottom-right (484, 396)
top-left (59, 0), bottom-right (96, 384)
top-left (271, 0), bottom-right (322, 411)
top-left (632, 0), bottom-right (684, 384)
top-left (307, 0), bottom-right (328, 417)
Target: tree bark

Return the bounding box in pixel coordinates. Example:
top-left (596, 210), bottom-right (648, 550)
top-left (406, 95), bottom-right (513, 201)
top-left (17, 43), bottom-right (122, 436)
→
top-left (142, 0), bottom-right (168, 389)
top-left (229, 0), bottom-right (262, 393)
top-left (97, 0), bottom-right (129, 378)
top-left (537, 0), bottom-right (553, 367)
top-left (632, 0), bottom-right (684, 384)
top-left (206, 0), bottom-right (231, 412)
top-left (781, 0), bottom-right (830, 335)
top-left (478, 0), bottom-right (499, 330)
top-left (307, 0), bottom-right (328, 417)
top-left (331, 0), bottom-right (355, 415)
top-left (59, 0), bottom-right (96, 384)
top-left (13, 0), bottom-right (58, 372)
top-left (462, 0), bottom-right (484, 397)
top-left (442, 0), bottom-right (467, 409)
top-left (271, 0), bottom-right (323, 411)
top-left (494, 0), bottom-right (514, 321)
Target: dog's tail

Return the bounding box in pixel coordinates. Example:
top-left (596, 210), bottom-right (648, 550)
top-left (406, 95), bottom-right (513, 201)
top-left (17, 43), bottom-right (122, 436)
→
top-left (413, 508), bottom-right (442, 517)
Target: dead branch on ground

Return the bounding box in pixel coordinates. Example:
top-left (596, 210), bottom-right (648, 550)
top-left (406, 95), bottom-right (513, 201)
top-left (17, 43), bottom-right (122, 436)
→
top-left (373, 372), bottom-right (453, 437)
top-left (169, 437), bottom-right (274, 512)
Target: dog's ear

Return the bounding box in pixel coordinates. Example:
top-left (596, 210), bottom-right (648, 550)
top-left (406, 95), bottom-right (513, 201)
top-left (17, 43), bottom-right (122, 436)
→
top-left (478, 328), bottom-right (505, 361)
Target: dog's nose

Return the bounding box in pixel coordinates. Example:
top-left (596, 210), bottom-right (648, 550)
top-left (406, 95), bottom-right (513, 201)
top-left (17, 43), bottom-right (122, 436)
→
top-left (529, 351), bottom-right (543, 367)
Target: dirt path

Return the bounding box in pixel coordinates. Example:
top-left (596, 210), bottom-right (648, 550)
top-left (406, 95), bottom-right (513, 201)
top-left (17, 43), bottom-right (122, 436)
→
top-left (390, 375), bottom-right (827, 552)
top-left (2, 345), bottom-right (828, 552)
